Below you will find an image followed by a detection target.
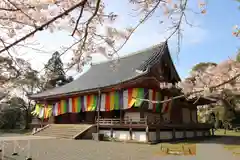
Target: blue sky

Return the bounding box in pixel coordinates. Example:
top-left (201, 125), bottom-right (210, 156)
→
top-left (176, 0), bottom-right (240, 78)
top-left (22, 0), bottom-right (240, 79)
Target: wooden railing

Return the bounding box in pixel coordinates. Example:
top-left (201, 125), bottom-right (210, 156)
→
top-left (97, 118), bottom-right (148, 125)
top-left (97, 117), bottom-right (213, 129)
top-left (96, 116), bottom-right (168, 125)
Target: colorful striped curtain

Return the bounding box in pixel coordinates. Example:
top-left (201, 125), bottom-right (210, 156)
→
top-left (44, 107), bottom-right (52, 119)
top-left (128, 88), bottom-right (137, 107)
top-left (72, 97), bottom-right (82, 112)
top-left (122, 90), bottom-right (130, 109)
top-left (124, 88), bottom-right (146, 108)
top-left (114, 91), bottom-right (122, 110)
top-left (68, 98), bottom-right (73, 112)
top-left (100, 94), bottom-right (106, 111)
top-left (155, 92), bottom-right (162, 112)
top-left (86, 95), bottom-right (98, 111)
top-left (53, 103), bottom-right (60, 116)
top-left (38, 107), bottom-right (52, 119)
top-left (135, 88), bottom-right (147, 107)
top-left (38, 107), bottom-right (44, 118)
top-left (148, 89), bottom-right (162, 112)
top-left (38, 88), bottom-right (167, 117)
top-left (60, 100), bottom-right (68, 114)
top-left (31, 104), bottom-right (41, 116)
top-left (161, 96), bottom-right (172, 113)
top-left (100, 91), bottom-right (123, 111)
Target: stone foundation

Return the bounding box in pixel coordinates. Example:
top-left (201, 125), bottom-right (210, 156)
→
top-left (99, 129), bottom-right (211, 143)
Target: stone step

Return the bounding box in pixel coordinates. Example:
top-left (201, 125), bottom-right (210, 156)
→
top-left (37, 134), bottom-right (76, 137)
top-left (39, 129), bottom-right (85, 132)
top-left (37, 131), bottom-right (75, 134)
top-left (34, 124), bottom-right (93, 139)
top-left (37, 132), bottom-right (80, 136)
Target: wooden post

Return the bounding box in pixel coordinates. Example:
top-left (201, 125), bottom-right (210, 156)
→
top-left (110, 128), bottom-right (113, 138)
top-left (156, 128), bottom-right (160, 142)
top-left (146, 126), bottom-right (149, 142)
top-left (120, 89), bottom-right (122, 124)
top-left (190, 109), bottom-right (193, 123)
top-left (183, 129), bottom-right (187, 139)
top-left (194, 130), bottom-right (197, 138)
top-left (211, 128), bottom-right (214, 136)
top-left (172, 128), bottom-right (176, 140)
top-left (129, 119), bottom-right (132, 140)
top-left (159, 128), bottom-right (161, 141)
top-left (97, 89), bottom-right (101, 135)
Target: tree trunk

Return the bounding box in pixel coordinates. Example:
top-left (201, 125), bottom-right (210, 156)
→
top-left (220, 99), bottom-right (235, 123)
top-left (24, 109), bottom-right (30, 129)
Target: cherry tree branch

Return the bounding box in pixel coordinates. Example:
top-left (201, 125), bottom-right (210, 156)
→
top-left (0, 0), bottom-right (88, 54)
top-left (71, 1), bottom-right (87, 36)
top-left (6, 0), bottom-right (36, 26)
top-left (79, 0), bottom-right (101, 53)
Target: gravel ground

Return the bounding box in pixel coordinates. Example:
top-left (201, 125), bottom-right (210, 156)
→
top-left (0, 134), bottom-right (239, 160)
top-left (1, 138), bottom-right (158, 160)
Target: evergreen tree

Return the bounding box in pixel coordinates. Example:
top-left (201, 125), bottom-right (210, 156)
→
top-left (191, 62), bottom-right (217, 73)
top-left (44, 51), bottom-right (73, 89)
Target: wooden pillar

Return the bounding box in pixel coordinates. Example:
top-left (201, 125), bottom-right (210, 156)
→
top-left (211, 128), bottom-right (214, 136)
top-left (110, 128), bottom-right (113, 139)
top-left (48, 116), bottom-right (54, 124)
top-left (159, 129), bottom-right (161, 140)
top-left (195, 109), bottom-right (198, 123)
top-left (183, 129), bottom-right (187, 139)
top-left (120, 89), bottom-right (123, 124)
top-left (146, 126), bottom-right (149, 142)
top-left (172, 128), bottom-right (176, 140)
top-left (194, 130), bottom-right (197, 137)
top-left (120, 110), bottom-right (122, 124)
top-left (97, 89), bottom-right (101, 134)
top-left (156, 128), bottom-right (160, 142)
top-left (190, 109), bottom-right (193, 123)
top-left (129, 119), bottom-right (132, 140)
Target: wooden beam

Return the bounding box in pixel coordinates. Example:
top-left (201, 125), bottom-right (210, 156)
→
top-left (97, 89), bottom-right (101, 134)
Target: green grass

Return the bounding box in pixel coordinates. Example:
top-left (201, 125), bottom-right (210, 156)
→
top-left (213, 129), bottom-right (240, 156)
top-left (153, 143), bottom-right (197, 156)
top-left (224, 145), bottom-right (240, 156)
top-left (214, 129), bottom-right (240, 137)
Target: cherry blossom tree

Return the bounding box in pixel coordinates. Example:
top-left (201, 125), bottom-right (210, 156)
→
top-left (0, 0), bottom-right (208, 110)
top-left (178, 59), bottom-right (240, 128)
top-left (0, 0), bottom-right (206, 77)
top-left (179, 59), bottom-right (240, 98)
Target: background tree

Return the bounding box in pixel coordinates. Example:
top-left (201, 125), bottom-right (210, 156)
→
top-left (179, 59), bottom-right (240, 129)
top-left (236, 49), bottom-right (240, 62)
top-left (0, 97), bottom-right (24, 129)
top-left (191, 62), bottom-right (217, 73)
top-left (0, 57), bottom-right (44, 129)
top-left (43, 51), bottom-right (74, 89)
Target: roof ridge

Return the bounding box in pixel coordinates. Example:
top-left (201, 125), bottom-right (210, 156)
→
top-left (91, 42), bottom-right (165, 66)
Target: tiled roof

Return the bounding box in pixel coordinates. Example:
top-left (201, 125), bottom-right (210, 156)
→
top-left (29, 42), bottom-right (180, 99)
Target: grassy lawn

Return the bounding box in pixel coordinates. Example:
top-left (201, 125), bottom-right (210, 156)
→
top-left (214, 129), bottom-right (240, 137)
top-left (153, 130), bottom-right (240, 156)
top-left (224, 144), bottom-right (240, 156)
top-left (153, 142), bottom-right (197, 156)
top-left (214, 129), bottom-right (240, 156)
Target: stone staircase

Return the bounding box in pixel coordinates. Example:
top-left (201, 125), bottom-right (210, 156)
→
top-left (33, 124), bottom-right (94, 139)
